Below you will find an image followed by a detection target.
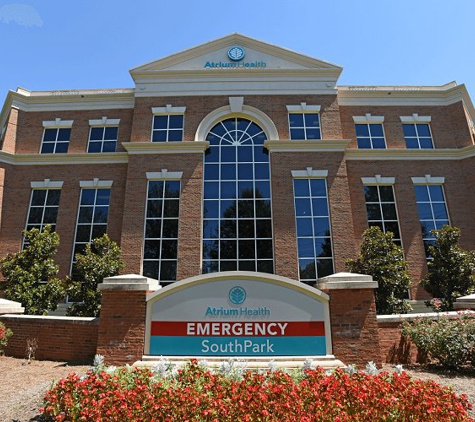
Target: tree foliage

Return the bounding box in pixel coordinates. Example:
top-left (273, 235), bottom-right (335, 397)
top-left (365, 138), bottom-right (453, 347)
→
top-left (421, 226), bottom-right (475, 311)
top-left (0, 225), bottom-right (65, 315)
top-left (67, 234), bottom-right (124, 317)
top-left (346, 226), bottom-right (412, 315)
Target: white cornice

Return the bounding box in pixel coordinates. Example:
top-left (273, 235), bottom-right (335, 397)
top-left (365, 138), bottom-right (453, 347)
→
top-left (123, 141), bottom-right (209, 154)
top-left (6, 89), bottom-right (135, 112)
top-left (345, 145), bottom-right (475, 160)
top-left (0, 151), bottom-right (129, 166)
top-left (265, 139), bottom-right (350, 152)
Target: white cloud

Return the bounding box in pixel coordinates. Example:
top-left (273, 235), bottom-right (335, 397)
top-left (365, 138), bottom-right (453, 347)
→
top-left (0, 3), bottom-right (43, 27)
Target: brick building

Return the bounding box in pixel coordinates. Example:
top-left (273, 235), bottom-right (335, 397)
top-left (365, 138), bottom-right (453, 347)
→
top-left (1, 33), bottom-right (474, 303)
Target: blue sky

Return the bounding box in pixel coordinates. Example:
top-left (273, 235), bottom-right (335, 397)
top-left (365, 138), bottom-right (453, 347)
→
top-left (1, 1), bottom-right (474, 103)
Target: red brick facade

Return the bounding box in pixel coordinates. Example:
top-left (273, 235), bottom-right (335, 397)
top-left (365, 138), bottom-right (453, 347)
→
top-left (0, 34), bottom-right (474, 364)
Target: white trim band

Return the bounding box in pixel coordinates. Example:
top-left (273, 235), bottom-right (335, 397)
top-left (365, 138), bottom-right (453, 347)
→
top-left (30, 179), bottom-right (64, 189)
top-left (79, 178), bottom-right (113, 188)
top-left (361, 175), bottom-right (395, 185)
top-left (146, 170), bottom-right (183, 180)
top-left (291, 168), bottom-right (328, 178)
top-left (42, 118), bottom-right (74, 128)
top-left (353, 114), bottom-right (384, 123)
top-left (411, 175), bottom-right (445, 184)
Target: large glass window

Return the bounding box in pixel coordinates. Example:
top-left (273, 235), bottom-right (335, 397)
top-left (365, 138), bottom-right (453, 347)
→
top-left (72, 188), bottom-right (110, 258)
top-left (355, 124), bottom-right (386, 149)
top-left (364, 185), bottom-right (401, 245)
top-left (143, 180), bottom-right (180, 282)
top-left (293, 178), bottom-right (333, 284)
top-left (403, 123), bottom-right (433, 149)
top-left (88, 126), bottom-right (118, 153)
top-left (414, 184), bottom-right (450, 257)
top-left (289, 113), bottom-right (321, 140)
top-left (25, 189), bottom-right (61, 233)
top-left (152, 115), bottom-right (184, 142)
top-left (40, 128), bottom-right (71, 153)
top-left (202, 117), bottom-right (273, 274)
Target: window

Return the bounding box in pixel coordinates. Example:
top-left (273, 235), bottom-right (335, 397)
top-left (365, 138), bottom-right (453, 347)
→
top-left (151, 105), bottom-right (186, 142)
top-left (401, 114), bottom-right (433, 149)
top-left (202, 117), bottom-right (273, 274)
top-left (143, 176), bottom-right (181, 282)
top-left (287, 103), bottom-right (321, 140)
top-left (25, 189), bottom-right (61, 233)
top-left (412, 178), bottom-right (450, 257)
top-left (88, 118), bottom-right (120, 153)
top-left (353, 115), bottom-right (386, 149)
top-left (41, 128), bottom-right (71, 153)
top-left (403, 124), bottom-right (433, 149)
top-left (293, 171), bottom-right (333, 285)
top-left (362, 178), bottom-right (401, 245)
top-left (72, 184), bottom-right (111, 258)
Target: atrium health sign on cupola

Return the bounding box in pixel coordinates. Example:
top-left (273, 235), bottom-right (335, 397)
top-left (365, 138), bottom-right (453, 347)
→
top-left (144, 273), bottom-right (332, 357)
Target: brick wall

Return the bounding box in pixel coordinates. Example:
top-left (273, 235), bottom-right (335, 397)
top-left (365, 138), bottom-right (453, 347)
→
top-left (96, 290), bottom-right (148, 366)
top-left (0, 315), bottom-right (98, 363)
top-left (324, 288), bottom-right (382, 367)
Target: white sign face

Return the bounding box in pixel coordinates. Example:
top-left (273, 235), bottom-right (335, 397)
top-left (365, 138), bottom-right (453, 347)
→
top-left (147, 276), bottom-right (330, 357)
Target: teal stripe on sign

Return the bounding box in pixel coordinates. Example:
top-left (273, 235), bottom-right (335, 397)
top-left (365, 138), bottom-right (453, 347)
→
top-left (150, 336), bottom-right (326, 356)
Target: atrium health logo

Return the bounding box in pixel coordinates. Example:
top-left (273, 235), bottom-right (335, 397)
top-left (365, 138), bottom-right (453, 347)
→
top-left (228, 46), bottom-right (245, 61)
top-left (228, 286), bottom-right (246, 305)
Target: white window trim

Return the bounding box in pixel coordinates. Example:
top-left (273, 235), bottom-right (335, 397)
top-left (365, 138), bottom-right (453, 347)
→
top-left (400, 114), bottom-right (431, 123)
top-left (353, 114), bottom-right (384, 124)
top-left (361, 175), bottom-right (395, 185)
top-left (152, 105), bottom-right (186, 115)
top-left (42, 118), bottom-right (74, 128)
top-left (291, 168), bottom-right (328, 178)
top-left (286, 103), bottom-right (321, 113)
top-left (30, 179), bottom-right (64, 189)
top-left (411, 175), bottom-right (445, 185)
top-left (89, 117), bottom-right (120, 126)
top-left (146, 169), bottom-right (183, 180)
top-left (79, 179), bottom-right (113, 188)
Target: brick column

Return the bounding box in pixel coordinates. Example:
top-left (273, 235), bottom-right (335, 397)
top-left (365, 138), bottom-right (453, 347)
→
top-left (317, 272), bottom-right (382, 367)
top-left (96, 274), bottom-right (159, 366)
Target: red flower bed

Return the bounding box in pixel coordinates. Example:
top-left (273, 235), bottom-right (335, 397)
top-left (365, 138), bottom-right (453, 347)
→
top-left (42, 360), bottom-right (473, 421)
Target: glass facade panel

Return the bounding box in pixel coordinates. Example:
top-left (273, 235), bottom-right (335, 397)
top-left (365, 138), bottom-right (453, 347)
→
top-left (414, 184), bottom-right (450, 257)
top-left (143, 180), bottom-right (181, 281)
top-left (363, 185), bottom-right (401, 245)
top-left (202, 118), bottom-right (273, 274)
top-left (293, 178), bottom-right (333, 285)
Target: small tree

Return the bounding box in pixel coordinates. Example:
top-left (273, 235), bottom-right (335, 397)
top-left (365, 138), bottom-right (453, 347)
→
top-left (346, 226), bottom-right (412, 315)
top-left (421, 226), bottom-right (475, 311)
top-left (0, 225), bottom-right (65, 315)
top-left (67, 234), bottom-right (124, 317)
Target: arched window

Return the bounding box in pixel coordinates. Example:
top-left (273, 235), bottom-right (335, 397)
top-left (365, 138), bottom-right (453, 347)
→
top-left (202, 117), bottom-right (274, 274)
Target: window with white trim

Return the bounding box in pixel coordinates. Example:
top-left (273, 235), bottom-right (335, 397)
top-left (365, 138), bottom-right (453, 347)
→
top-left (287, 103), bottom-right (321, 140)
top-left (412, 176), bottom-right (450, 257)
top-left (88, 117), bottom-right (120, 153)
top-left (353, 115), bottom-right (386, 149)
top-left (293, 169), bottom-right (333, 285)
top-left (151, 105), bottom-right (186, 142)
top-left (143, 171), bottom-right (181, 283)
top-left (72, 181), bottom-right (112, 259)
top-left (40, 119), bottom-right (73, 154)
top-left (401, 115), bottom-right (433, 149)
top-left (362, 176), bottom-right (401, 245)
top-left (24, 180), bottom-right (63, 248)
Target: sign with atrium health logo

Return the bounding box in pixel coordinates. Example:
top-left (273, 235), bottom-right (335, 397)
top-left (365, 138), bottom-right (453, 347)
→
top-left (146, 274), bottom-right (330, 357)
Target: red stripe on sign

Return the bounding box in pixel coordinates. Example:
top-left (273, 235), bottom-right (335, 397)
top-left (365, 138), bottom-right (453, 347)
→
top-left (151, 321), bottom-right (325, 337)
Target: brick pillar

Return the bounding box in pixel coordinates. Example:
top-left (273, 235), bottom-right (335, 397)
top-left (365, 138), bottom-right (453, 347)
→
top-left (96, 274), bottom-right (159, 366)
top-left (317, 272), bottom-right (382, 367)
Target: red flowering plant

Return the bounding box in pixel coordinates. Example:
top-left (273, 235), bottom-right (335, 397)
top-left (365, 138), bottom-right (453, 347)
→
top-left (0, 322), bottom-right (13, 354)
top-left (41, 358), bottom-right (473, 421)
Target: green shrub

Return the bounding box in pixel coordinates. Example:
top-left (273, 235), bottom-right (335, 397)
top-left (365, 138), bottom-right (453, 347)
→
top-left (0, 322), bottom-right (13, 354)
top-left (402, 311), bottom-right (475, 369)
